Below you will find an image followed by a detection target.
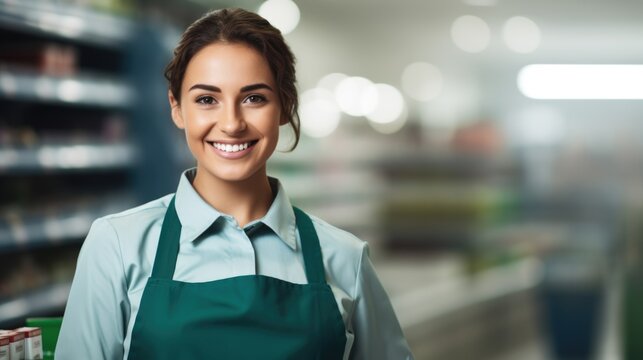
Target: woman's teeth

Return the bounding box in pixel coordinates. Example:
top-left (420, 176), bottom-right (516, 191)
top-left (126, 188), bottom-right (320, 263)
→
top-left (213, 142), bottom-right (251, 153)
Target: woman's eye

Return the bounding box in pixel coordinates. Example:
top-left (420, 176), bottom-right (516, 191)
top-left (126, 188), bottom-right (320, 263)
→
top-left (196, 96), bottom-right (216, 105)
top-left (245, 95), bottom-right (266, 104)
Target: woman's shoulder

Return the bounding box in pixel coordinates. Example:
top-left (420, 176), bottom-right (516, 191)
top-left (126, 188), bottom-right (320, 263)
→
top-left (92, 193), bottom-right (174, 238)
top-left (307, 214), bottom-right (366, 251)
top-left (306, 213), bottom-right (368, 274)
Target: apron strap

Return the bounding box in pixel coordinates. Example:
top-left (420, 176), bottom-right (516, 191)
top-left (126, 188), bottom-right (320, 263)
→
top-left (151, 196), bottom-right (181, 279)
top-left (293, 207), bottom-right (327, 285)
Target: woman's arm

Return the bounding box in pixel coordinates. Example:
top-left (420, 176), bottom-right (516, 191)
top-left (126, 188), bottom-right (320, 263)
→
top-left (55, 218), bottom-right (130, 360)
top-left (349, 245), bottom-right (415, 360)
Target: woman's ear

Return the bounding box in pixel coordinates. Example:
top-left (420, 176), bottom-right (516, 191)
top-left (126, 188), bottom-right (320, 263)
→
top-left (168, 90), bottom-right (185, 129)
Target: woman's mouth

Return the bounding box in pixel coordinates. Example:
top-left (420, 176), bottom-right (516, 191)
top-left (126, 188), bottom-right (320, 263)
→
top-left (207, 140), bottom-right (258, 157)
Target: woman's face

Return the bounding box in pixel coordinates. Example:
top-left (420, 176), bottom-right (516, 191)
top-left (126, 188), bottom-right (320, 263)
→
top-left (169, 42), bottom-right (285, 184)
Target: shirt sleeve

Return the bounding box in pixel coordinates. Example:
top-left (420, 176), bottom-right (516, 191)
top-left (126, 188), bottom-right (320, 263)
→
top-left (349, 244), bottom-right (415, 360)
top-left (56, 218), bottom-right (130, 360)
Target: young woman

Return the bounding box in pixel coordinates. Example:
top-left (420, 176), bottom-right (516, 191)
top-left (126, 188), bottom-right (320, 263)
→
top-left (56, 8), bottom-right (413, 360)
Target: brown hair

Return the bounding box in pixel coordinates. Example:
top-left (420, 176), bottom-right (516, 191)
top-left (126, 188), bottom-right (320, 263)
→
top-left (165, 8), bottom-right (300, 150)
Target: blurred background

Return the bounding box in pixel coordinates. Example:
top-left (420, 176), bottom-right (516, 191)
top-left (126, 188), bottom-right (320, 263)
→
top-left (1, 0), bottom-right (642, 359)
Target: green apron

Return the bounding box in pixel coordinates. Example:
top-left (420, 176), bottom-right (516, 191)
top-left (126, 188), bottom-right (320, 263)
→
top-left (127, 197), bottom-right (347, 360)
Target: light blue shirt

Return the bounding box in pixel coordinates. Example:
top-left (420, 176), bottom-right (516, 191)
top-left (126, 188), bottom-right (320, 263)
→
top-left (56, 169), bottom-right (413, 360)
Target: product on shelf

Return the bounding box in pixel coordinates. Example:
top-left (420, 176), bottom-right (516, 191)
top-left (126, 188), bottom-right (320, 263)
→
top-left (0, 330), bottom-right (24, 360)
top-left (0, 43), bottom-right (78, 76)
top-left (26, 318), bottom-right (61, 360)
top-left (15, 327), bottom-right (43, 360)
top-left (0, 333), bottom-right (9, 360)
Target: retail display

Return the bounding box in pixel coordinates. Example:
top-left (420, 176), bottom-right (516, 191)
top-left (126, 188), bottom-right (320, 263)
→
top-left (0, 326), bottom-right (44, 360)
top-left (0, 0), bottom-right (175, 329)
top-left (0, 334), bottom-right (8, 360)
top-left (15, 327), bottom-right (43, 360)
top-left (0, 330), bottom-right (24, 360)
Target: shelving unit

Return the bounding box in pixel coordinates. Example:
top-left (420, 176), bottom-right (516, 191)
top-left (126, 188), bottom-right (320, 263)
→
top-left (0, 282), bottom-right (71, 327)
top-left (0, 0), bottom-right (133, 47)
top-left (376, 150), bottom-right (523, 252)
top-left (0, 68), bottom-right (134, 108)
top-left (0, 0), bottom-right (176, 329)
top-left (0, 195), bottom-right (135, 253)
top-left (0, 143), bottom-right (135, 173)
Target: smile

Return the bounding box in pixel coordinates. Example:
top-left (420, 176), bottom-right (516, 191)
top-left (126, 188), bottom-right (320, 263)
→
top-left (209, 140), bottom-right (258, 153)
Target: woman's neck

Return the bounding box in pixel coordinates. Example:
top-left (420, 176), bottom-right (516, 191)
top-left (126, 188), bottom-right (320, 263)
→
top-left (192, 166), bottom-right (273, 228)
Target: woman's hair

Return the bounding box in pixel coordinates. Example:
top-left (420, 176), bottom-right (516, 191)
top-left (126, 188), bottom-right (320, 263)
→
top-left (165, 8), bottom-right (300, 150)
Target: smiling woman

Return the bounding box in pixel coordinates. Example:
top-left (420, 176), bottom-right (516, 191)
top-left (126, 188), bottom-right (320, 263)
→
top-left (169, 42), bottom-right (284, 224)
top-left (54, 8), bottom-right (414, 360)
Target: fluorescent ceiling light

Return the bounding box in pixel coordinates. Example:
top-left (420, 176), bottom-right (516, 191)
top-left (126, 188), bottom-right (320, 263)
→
top-left (518, 64), bottom-right (643, 99)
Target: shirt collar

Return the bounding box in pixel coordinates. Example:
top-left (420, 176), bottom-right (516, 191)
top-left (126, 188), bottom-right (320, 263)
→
top-left (174, 168), bottom-right (297, 250)
top-left (260, 178), bottom-right (297, 250)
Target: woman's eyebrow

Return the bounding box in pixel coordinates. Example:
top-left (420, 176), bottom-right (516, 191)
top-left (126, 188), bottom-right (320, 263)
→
top-left (241, 83), bottom-right (273, 92)
top-left (189, 84), bottom-right (221, 92)
top-left (188, 83), bottom-right (273, 93)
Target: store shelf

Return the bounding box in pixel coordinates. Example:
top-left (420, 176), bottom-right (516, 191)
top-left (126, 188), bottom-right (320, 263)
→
top-left (386, 257), bottom-right (542, 330)
top-left (0, 68), bottom-right (134, 107)
top-left (0, 0), bottom-right (178, 328)
top-left (0, 196), bottom-right (135, 252)
top-left (0, 282), bottom-right (70, 326)
top-left (0, 0), bottom-right (133, 48)
top-left (376, 152), bottom-right (519, 179)
top-left (0, 143), bottom-right (136, 174)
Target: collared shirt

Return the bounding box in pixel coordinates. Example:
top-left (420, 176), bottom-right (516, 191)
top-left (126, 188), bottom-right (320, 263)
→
top-left (56, 169), bottom-right (414, 360)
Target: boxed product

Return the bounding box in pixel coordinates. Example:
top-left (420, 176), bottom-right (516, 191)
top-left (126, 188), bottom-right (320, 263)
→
top-left (0, 331), bottom-right (24, 360)
top-left (15, 328), bottom-right (42, 360)
top-left (0, 333), bottom-right (10, 360)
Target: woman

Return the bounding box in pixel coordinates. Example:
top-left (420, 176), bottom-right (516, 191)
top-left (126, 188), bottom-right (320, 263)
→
top-left (56, 8), bottom-right (413, 360)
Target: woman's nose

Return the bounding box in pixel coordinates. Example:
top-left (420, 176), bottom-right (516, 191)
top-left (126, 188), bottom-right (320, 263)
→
top-left (219, 105), bottom-right (247, 135)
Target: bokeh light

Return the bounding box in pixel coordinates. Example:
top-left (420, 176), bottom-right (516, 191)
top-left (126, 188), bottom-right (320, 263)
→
top-left (401, 62), bottom-right (443, 102)
top-left (316, 72), bottom-right (348, 92)
top-left (503, 16), bottom-right (541, 54)
top-left (258, 0), bottom-right (300, 35)
top-left (299, 88), bottom-right (341, 138)
top-left (451, 15), bottom-right (490, 53)
top-left (365, 84), bottom-right (406, 124)
top-left (334, 76), bottom-right (378, 116)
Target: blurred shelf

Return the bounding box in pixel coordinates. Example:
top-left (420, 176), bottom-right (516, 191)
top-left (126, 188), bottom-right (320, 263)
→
top-left (0, 68), bottom-right (134, 107)
top-left (275, 171), bottom-right (383, 204)
top-left (0, 0), bottom-right (133, 48)
top-left (383, 223), bottom-right (477, 250)
top-left (0, 282), bottom-right (70, 326)
top-left (0, 195), bottom-right (135, 252)
top-left (0, 143), bottom-right (137, 174)
top-left (376, 152), bottom-right (519, 179)
top-left (379, 256), bottom-right (544, 360)
top-left (385, 257), bottom-right (542, 330)
top-left (267, 145), bottom-right (378, 170)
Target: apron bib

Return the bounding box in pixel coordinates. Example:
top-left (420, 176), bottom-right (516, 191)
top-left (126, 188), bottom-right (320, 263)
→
top-left (127, 198), bottom-right (347, 360)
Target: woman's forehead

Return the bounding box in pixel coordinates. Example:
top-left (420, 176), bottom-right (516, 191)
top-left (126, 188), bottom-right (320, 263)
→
top-left (183, 42), bottom-right (274, 89)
